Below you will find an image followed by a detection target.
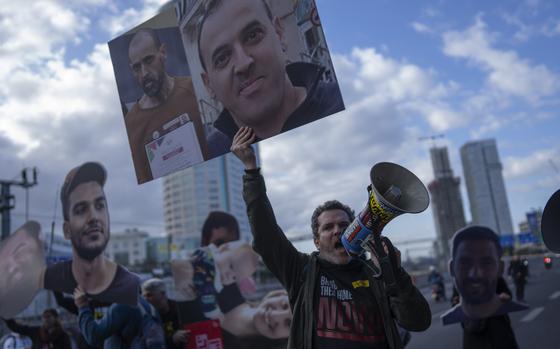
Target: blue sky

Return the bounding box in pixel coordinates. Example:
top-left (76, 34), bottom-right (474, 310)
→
top-left (0, 0), bottom-right (558, 257)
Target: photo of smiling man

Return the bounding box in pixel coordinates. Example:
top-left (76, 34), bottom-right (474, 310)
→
top-left (442, 226), bottom-right (528, 326)
top-left (177, 0), bottom-right (344, 155)
top-left (41, 162), bottom-right (140, 306)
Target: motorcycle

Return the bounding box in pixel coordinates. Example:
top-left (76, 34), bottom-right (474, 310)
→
top-left (431, 283), bottom-right (446, 302)
top-left (544, 256), bottom-right (553, 269)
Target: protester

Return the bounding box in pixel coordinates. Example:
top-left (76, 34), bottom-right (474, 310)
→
top-left (230, 126), bottom-right (431, 349)
top-left (201, 211), bottom-right (240, 247)
top-left (142, 278), bottom-right (187, 349)
top-left (4, 309), bottom-right (71, 349)
top-left (508, 255), bottom-right (529, 302)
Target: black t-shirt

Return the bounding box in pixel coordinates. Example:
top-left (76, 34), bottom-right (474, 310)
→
top-left (314, 258), bottom-right (388, 349)
top-left (463, 315), bottom-right (519, 349)
top-left (161, 299), bottom-right (182, 349)
top-left (44, 260), bottom-right (140, 306)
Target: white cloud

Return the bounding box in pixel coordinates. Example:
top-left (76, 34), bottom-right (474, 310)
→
top-left (100, 0), bottom-right (171, 37)
top-left (0, 1), bottom-right (93, 79)
top-left (411, 21), bottom-right (433, 34)
top-left (442, 15), bottom-right (559, 102)
top-left (503, 148), bottom-right (559, 179)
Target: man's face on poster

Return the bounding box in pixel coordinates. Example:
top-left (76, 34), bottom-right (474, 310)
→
top-left (64, 181), bottom-right (110, 261)
top-left (451, 239), bottom-right (502, 306)
top-left (129, 32), bottom-right (166, 97)
top-left (200, 0), bottom-right (288, 128)
top-left (0, 221), bottom-right (44, 317)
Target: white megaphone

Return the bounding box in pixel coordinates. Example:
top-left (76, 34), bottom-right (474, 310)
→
top-left (542, 189), bottom-right (560, 253)
top-left (341, 162), bottom-right (430, 257)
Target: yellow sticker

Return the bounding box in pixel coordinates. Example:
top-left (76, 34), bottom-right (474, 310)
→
top-left (352, 280), bottom-right (370, 288)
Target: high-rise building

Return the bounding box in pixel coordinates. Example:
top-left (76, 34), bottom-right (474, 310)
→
top-left (163, 151), bottom-right (258, 253)
top-left (518, 208), bottom-right (544, 244)
top-left (427, 147), bottom-right (466, 261)
top-left (460, 139), bottom-right (514, 235)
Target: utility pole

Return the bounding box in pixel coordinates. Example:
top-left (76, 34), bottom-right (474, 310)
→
top-left (0, 167), bottom-right (38, 240)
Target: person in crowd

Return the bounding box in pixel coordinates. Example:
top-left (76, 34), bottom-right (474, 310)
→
top-left (74, 286), bottom-right (165, 349)
top-left (508, 255), bottom-right (529, 302)
top-left (4, 309), bottom-right (71, 349)
top-left (142, 278), bottom-right (187, 349)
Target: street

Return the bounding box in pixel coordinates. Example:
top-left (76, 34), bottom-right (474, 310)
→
top-left (408, 256), bottom-right (560, 348)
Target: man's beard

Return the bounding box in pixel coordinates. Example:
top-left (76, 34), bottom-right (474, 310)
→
top-left (460, 278), bottom-right (496, 305)
top-left (72, 234), bottom-right (109, 262)
top-left (142, 74), bottom-right (164, 97)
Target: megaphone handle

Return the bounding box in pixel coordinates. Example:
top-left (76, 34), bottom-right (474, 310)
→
top-left (370, 234), bottom-right (398, 293)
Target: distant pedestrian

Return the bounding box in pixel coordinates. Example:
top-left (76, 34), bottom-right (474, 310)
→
top-left (508, 255), bottom-right (528, 302)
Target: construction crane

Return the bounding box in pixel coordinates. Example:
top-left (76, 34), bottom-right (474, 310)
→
top-left (418, 134), bottom-right (445, 148)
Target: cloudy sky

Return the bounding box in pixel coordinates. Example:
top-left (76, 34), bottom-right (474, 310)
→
top-left (0, 0), bottom-right (558, 257)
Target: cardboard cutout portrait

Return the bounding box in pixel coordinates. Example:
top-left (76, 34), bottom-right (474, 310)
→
top-left (109, 9), bottom-right (209, 184)
top-left (170, 210), bottom-right (292, 348)
top-left (0, 221), bottom-right (45, 318)
top-left (109, 0), bottom-right (344, 184)
top-left (43, 162), bottom-right (140, 307)
top-left (441, 226), bottom-right (529, 325)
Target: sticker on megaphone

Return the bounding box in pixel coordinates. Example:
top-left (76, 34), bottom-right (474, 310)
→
top-left (342, 188), bottom-right (403, 256)
top-left (341, 162), bottom-right (430, 257)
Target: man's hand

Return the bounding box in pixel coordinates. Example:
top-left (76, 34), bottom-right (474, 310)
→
top-left (231, 127), bottom-right (257, 170)
top-left (368, 236), bottom-right (402, 270)
top-left (73, 286), bottom-right (89, 308)
top-left (172, 329), bottom-right (189, 344)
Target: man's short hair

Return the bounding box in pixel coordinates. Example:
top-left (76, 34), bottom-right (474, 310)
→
top-left (129, 28), bottom-right (162, 53)
top-left (141, 278), bottom-right (166, 294)
top-left (201, 211), bottom-right (240, 246)
top-left (42, 308), bottom-right (58, 318)
top-left (451, 225), bottom-right (503, 259)
top-left (61, 162), bottom-right (106, 221)
top-left (311, 200), bottom-right (355, 240)
top-left (196, 0), bottom-right (274, 72)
